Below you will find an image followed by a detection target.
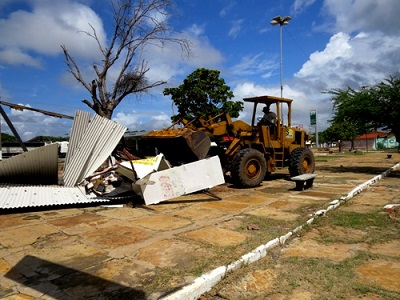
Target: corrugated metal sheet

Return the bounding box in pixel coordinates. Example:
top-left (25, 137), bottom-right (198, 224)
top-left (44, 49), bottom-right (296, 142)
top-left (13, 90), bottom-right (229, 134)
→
top-left (63, 111), bottom-right (127, 187)
top-left (0, 111), bottom-right (127, 209)
top-left (0, 184), bottom-right (110, 209)
top-left (0, 143), bottom-right (59, 184)
top-left (64, 110), bottom-right (90, 167)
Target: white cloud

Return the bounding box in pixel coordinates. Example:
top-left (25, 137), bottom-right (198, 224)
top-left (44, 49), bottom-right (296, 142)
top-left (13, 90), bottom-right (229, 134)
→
top-left (323, 0), bottom-right (400, 35)
top-left (0, 0), bottom-right (106, 66)
top-left (143, 25), bottom-right (224, 84)
top-left (2, 107), bottom-right (72, 140)
top-left (145, 6), bottom-right (168, 26)
top-left (292, 0), bottom-right (317, 14)
top-left (187, 24), bottom-right (204, 36)
top-left (186, 36), bottom-right (224, 67)
top-left (295, 31), bottom-right (400, 91)
top-left (219, 1), bottom-right (236, 18)
top-left (283, 0), bottom-right (400, 132)
top-left (113, 110), bottom-right (172, 131)
top-left (230, 53), bottom-right (277, 79)
top-left (295, 32), bottom-right (352, 78)
top-left (228, 19), bottom-right (244, 38)
top-left (233, 82), bottom-right (275, 99)
top-left (3, 0), bottom-right (400, 139)
top-left (232, 82), bottom-right (278, 124)
top-left (232, 81), bottom-right (325, 131)
top-left (0, 48), bottom-right (42, 67)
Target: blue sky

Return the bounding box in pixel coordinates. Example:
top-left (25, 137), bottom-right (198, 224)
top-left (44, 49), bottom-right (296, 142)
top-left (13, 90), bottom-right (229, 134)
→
top-left (1, 0), bottom-right (400, 141)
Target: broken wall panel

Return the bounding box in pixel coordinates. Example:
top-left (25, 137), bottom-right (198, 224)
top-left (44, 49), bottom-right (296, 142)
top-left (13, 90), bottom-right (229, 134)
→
top-left (0, 143), bottom-right (59, 185)
top-left (137, 156), bottom-right (225, 205)
top-left (63, 112), bottom-right (127, 187)
top-left (0, 185), bottom-right (110, 209)
top-left (116, 154), bottom-right (171, 181)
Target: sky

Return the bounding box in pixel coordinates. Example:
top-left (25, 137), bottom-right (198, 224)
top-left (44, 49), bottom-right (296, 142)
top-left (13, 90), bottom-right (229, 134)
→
top-left (0, 0), bottom-right (400, 141)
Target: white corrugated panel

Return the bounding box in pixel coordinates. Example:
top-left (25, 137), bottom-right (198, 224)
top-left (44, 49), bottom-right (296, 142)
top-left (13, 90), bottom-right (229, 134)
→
top-left (0, 143), bottom-right (59, 184)
top-left (63, 111), bottom-right (127, 187)
top-left (0, 111), bottom-right (127, 209)
top-left (0, 184), bottom-right (110, 209)
top-left (64, 110), bottom-right (90, 167)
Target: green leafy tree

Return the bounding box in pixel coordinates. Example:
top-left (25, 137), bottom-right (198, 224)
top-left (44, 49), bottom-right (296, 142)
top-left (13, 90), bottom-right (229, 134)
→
top-left (372, 76), bottom-right (400, 143)
top-left (321, 121), bottom-right (359, 151)
top-left (164, 68), bottom-right (243, 122)
top-left (31, 136), bottom-right (69, 142)
top-left (325, 75), bottom-right (400, 145)
top-left (327, 87), bottom-right (377, 134)
top-left (1, 133), bottom-right (17, 142)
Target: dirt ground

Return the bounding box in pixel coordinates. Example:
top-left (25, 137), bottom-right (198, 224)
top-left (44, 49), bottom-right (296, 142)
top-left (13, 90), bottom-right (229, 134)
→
top-left (0, 149), bottom-right (399, 300)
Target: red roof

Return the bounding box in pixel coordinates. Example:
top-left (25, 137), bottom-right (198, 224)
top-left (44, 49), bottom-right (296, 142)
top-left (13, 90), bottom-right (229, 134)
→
top-left (356, 131), bottom-right (388, 140)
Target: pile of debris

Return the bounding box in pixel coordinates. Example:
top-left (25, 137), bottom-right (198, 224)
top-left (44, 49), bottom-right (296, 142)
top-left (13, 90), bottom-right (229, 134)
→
top-left (0, 111), bottom-right (224, 209)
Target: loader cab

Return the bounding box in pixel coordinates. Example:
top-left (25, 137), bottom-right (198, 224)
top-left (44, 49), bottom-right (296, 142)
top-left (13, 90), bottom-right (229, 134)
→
top-left (243, 95), bottom-right (293, 140)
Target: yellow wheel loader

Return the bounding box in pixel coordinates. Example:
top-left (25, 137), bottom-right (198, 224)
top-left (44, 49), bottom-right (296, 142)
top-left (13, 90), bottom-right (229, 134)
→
top-left (143, 95), bottom-right (315, 188)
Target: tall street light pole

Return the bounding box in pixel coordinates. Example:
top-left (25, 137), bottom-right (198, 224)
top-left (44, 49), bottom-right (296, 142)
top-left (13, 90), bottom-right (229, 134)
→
top-left (271, 16), bottom-right (291, 99)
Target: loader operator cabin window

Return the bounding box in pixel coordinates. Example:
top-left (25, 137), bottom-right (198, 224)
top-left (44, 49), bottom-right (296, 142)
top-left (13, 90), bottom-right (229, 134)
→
top-left (259, 104), bottom-right (277, 131)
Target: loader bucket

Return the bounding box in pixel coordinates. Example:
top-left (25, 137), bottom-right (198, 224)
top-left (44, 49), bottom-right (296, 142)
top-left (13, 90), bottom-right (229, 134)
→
top-left (142, 128), bottom-right (211, 165)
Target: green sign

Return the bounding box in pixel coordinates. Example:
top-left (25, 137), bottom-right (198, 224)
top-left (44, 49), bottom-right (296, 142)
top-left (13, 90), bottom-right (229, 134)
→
top-left (310, 110), bottom-right (316, 126)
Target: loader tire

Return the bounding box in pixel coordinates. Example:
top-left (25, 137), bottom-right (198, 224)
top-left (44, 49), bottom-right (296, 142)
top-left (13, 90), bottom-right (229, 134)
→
top-left (231, 148), bottom-right (266, 188)
top-left (289, 147), bottom-right (315, 177)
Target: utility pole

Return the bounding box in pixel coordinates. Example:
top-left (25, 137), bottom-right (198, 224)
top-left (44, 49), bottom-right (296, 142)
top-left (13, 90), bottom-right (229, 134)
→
top-left (271, 15), bottom-right (291, 98)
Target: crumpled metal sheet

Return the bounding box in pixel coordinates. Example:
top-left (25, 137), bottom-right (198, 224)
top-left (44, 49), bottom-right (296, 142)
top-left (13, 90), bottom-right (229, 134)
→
top-left (0, 110), bottom-right (127, 209)
top-left (0, 143), bottom-right (59, 185)
top-left (0, 185), bottom-right (110, 209)
top-left (63, 111), bottom-right (127, 187)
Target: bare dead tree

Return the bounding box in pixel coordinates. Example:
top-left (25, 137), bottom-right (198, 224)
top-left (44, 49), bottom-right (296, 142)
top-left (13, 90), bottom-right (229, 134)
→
top-left (61, 0), bottom-right (191, 119)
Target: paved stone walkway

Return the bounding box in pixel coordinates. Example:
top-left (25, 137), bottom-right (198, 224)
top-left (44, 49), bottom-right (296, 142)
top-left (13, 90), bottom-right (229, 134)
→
top-left (0, 151), bottom-right (399, 299)
top-left (203, 167), bottom-right (400, 299)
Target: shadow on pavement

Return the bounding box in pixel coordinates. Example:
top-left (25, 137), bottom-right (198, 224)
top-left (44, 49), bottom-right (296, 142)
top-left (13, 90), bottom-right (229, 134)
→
top-left (316, 165), bottom-right (392, 175)
top-left (5, 255), bottom-right (146, 299)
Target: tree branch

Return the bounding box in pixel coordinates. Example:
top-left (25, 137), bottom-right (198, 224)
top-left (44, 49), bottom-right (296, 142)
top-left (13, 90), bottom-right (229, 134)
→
top-left (61, 0), bottom-right (192, 119)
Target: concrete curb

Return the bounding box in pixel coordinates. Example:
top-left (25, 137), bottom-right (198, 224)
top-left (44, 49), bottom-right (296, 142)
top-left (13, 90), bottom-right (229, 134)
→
top-left (160, 162), bottom-right (400, 300)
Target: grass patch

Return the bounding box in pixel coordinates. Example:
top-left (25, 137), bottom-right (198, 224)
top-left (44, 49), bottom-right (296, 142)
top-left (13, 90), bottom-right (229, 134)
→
top-left (236, 215), bottom-right (300, 252)
top-left (202, 209), bottom-right (400, 300)
top-left (271, 252), bottom-right (399, 300)
top-left (314, 209), bottom-right (400, 244)
top-left (330, 211), bottom-right (387, 228)
top-left (174, 215), bottom-right (305, 280)
top-left (205, 245), bottom-right (400, 300)
top-left (342, 150), bottom-right (366, 155)
top-left (353, 284), bottom-right (400, 299)
top-left (314, 155), bottom-right (341, 162)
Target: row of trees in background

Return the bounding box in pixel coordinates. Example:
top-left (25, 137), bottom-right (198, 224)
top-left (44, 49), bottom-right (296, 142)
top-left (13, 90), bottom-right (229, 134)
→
top-left (320, 76), bottom-right (400, 149)
top-left (1, 133), bottom-right (17, 143)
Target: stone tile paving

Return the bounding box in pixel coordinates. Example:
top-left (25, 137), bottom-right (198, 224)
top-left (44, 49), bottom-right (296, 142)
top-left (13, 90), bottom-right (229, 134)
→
top-left (0, 151), bottom-right (399, 299)
top-left (203, 153), bottom-right (400, 300)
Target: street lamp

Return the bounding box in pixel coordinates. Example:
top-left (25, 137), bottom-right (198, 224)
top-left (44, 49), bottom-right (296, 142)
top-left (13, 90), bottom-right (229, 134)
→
top-left (271, 15), bottom-right (291, 98)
